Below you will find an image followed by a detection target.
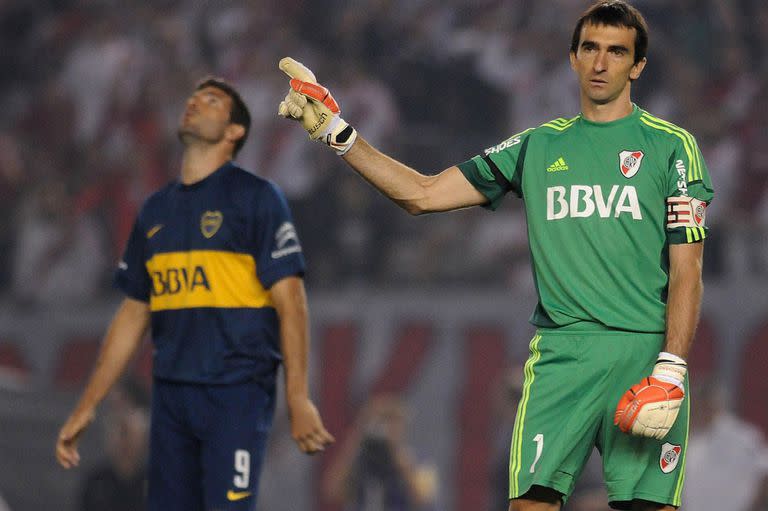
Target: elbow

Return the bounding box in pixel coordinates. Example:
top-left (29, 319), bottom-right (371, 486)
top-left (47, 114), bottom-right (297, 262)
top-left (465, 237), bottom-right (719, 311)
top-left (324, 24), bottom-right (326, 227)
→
top-left (399, 177), bottom-right (436, 216)
top-left (401, 200), bottom-right (428, 216)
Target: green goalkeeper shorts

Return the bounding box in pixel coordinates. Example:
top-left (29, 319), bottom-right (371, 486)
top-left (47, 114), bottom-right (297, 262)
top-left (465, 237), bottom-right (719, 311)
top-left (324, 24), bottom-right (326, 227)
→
top-left (508, 326), bottom-right (690, 509)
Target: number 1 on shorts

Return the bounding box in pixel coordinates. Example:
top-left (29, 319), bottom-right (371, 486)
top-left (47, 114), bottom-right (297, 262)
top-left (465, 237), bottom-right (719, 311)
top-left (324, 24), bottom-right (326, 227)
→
top-left (530, 433), bottom-right (544, 473)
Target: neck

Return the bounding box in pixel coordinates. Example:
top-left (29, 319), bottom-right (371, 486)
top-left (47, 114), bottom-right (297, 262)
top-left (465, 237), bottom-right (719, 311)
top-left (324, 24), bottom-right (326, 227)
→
top-left (180, 143), bottom-right (232, 184)
top-left (580, 88), bottom-right (634, 123)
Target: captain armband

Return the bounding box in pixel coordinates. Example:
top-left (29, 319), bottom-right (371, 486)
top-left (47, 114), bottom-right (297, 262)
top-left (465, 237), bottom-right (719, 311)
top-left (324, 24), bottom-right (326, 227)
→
top-left (666, 196), bottom-right (707, 229)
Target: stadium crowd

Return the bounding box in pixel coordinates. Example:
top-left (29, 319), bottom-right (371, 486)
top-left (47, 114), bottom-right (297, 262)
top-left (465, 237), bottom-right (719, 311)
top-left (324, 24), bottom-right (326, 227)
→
top-left (1, 2), bottom-right (768, 510)
top-left (2, 0), bottom-right (768, 305)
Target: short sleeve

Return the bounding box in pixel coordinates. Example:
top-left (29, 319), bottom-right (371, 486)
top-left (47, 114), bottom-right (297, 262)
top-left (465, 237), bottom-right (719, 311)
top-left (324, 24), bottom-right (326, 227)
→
top-left (251, 183), bottom-right (306, 289)
top-left (113, 217), bottom-right (151, 301)
top-left (665, 135), bottom-right (715, 244)
top-left (457, 129), bottom-right (533, 210)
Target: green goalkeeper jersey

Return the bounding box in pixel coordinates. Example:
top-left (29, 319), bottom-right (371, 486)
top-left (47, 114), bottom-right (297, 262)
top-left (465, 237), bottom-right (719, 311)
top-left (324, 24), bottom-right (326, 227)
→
top-left (458, 105), bottom-right (714, 333)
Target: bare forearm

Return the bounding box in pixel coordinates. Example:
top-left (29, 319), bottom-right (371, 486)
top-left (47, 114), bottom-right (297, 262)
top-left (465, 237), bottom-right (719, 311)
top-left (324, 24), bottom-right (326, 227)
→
top-left (273, 277), bottom-right (310, 403)
top-left (664, 244), bottom-right (704, 359)
top-left (343, 138), bottom-right (487, 214)
top-left (280, 315), bottom-right (309, 403)
top-left (664, 275), bottom-right (701, 358)
top-left (279, 57), bottom-right (485, 214)
top-left (342, 137), bottom-right (433, 214)
top-left (75, 298), bottom-right (150, 413)
top-left (271, 276), bottom-right (333, 453)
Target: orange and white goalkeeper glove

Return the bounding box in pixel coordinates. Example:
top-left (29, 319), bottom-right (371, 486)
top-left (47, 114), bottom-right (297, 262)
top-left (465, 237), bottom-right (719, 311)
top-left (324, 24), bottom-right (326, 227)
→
top-left (277, 57), bottom-right (358, 155)
top-left (614, 352), bottom-right (687, 440)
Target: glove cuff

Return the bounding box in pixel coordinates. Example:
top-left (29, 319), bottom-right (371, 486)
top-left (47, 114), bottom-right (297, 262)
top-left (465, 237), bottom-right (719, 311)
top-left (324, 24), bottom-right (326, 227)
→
top-left (322, 116), bottom-right (358, 156)
top-left (657, 351), bottom-right (687, 365)
top-left (332, 124), bottom-right (358, 156)
top-left (652, 352), bottom-right (687, 389)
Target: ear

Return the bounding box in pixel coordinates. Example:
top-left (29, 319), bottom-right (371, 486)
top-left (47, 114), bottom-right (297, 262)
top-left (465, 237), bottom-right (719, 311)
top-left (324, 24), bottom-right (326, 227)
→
top-left (569, 51), bottom-right (577, 72)
top-left (629, 57), bottom-right (647, 81)
top-left (225, 124), bottom-right (246, 145)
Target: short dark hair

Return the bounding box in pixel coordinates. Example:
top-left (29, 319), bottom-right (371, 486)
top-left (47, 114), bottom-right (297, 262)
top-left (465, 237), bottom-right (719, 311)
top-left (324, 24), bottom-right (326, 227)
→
top-left (195, 76), bottom-right (251, 156)
top-left (570, 1), bottom-right (649, 64)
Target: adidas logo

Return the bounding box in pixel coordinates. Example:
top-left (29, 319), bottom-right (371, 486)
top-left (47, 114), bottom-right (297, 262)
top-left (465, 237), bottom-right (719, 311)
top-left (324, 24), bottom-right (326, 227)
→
top-left (547, 157), bottom-right (569, 172)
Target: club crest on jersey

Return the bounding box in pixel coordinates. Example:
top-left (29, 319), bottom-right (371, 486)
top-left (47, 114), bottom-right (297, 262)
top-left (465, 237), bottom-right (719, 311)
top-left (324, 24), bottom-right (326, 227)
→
top-left (659, 443), bottom-right (682, 473)
top-left (693, 201), bottom-right (706, 226)
top-left (200, 210), bottom-right (223, 239)
top-left (619, 150), bottom-right (644, 179)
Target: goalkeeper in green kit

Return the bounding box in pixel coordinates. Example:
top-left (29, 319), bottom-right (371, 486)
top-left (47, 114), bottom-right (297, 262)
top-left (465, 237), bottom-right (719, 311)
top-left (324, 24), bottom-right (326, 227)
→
top-left (278, 1), bottom-right (713, 509)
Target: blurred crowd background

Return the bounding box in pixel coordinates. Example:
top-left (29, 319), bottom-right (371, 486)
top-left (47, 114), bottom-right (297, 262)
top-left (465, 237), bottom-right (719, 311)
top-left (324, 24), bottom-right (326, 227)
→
top-left (1, 0), bottom-right (767, 510)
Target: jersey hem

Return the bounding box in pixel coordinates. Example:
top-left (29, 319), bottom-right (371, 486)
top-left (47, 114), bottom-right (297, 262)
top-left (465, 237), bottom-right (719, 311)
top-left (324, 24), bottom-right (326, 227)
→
top-left (667, 237), bottom-right (706, 245)
top-left (457, 159), bottom-right (502, 210)
top-left (259, 266), bottom-right (305, 289)
top-left (114, 279), bottom-right (150, 303)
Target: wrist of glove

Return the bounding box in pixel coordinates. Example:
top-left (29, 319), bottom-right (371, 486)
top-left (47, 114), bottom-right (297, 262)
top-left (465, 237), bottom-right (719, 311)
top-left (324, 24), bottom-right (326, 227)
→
top-left (313, 113), bottom-right (358, 156)
top-left (277, 57), bottom-right (358, 156)
top-left (614, 352), bottom-right (687, 440)
top-left (651, 351), bottom-right (687, 389)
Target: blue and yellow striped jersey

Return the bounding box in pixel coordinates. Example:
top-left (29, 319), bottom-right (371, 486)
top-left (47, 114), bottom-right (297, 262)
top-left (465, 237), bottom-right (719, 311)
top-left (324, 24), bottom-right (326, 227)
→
top-left (114, 162), bottom-right (305, 384)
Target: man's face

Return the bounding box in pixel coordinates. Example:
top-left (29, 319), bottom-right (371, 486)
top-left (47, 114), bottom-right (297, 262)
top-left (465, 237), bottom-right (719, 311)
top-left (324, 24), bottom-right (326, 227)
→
top-left (178, 86), bottom-right (234, 146)
top-left (569, 22), bottom-right (646, 106)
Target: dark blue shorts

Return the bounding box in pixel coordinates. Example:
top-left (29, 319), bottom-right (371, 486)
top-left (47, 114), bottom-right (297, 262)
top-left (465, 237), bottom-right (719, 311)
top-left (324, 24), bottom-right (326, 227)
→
top-left (147, 379), bottom-right (275, 511)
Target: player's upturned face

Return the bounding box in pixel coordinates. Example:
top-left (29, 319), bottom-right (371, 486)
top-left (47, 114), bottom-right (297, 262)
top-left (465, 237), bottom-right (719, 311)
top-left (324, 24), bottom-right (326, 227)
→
top-left (178, 86), bottom-right (233, 146)
top-left (569, 23), bottom-right (646, 106)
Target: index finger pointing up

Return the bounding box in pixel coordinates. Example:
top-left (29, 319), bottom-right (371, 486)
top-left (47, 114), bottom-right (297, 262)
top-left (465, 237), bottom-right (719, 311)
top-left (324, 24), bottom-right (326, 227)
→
top-left (279, 57), bottom-right (317, 83)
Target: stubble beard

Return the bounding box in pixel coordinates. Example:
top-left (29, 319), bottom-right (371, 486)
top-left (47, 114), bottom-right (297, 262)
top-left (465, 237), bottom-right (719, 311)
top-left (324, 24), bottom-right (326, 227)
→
top-left (177, 118), bottom-right (228, 149)
top-left (586, 79), bottom-right (627, 106)
top-left (177, 126), bottom-right (195, 146)
top-left (177, 124), bottom-right (214, 148)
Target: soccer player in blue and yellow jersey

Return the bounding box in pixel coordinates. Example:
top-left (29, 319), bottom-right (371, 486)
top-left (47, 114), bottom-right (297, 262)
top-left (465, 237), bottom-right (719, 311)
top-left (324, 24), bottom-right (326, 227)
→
top-left (56, 77), bottom-right (334, 511)
top-left (279, 1), bottom-right (713, 510)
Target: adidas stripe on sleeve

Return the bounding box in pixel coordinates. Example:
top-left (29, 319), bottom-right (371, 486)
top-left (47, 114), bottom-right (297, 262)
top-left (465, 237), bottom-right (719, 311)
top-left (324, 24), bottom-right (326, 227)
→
top-left (639, 112), bottom-right (715, 244)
